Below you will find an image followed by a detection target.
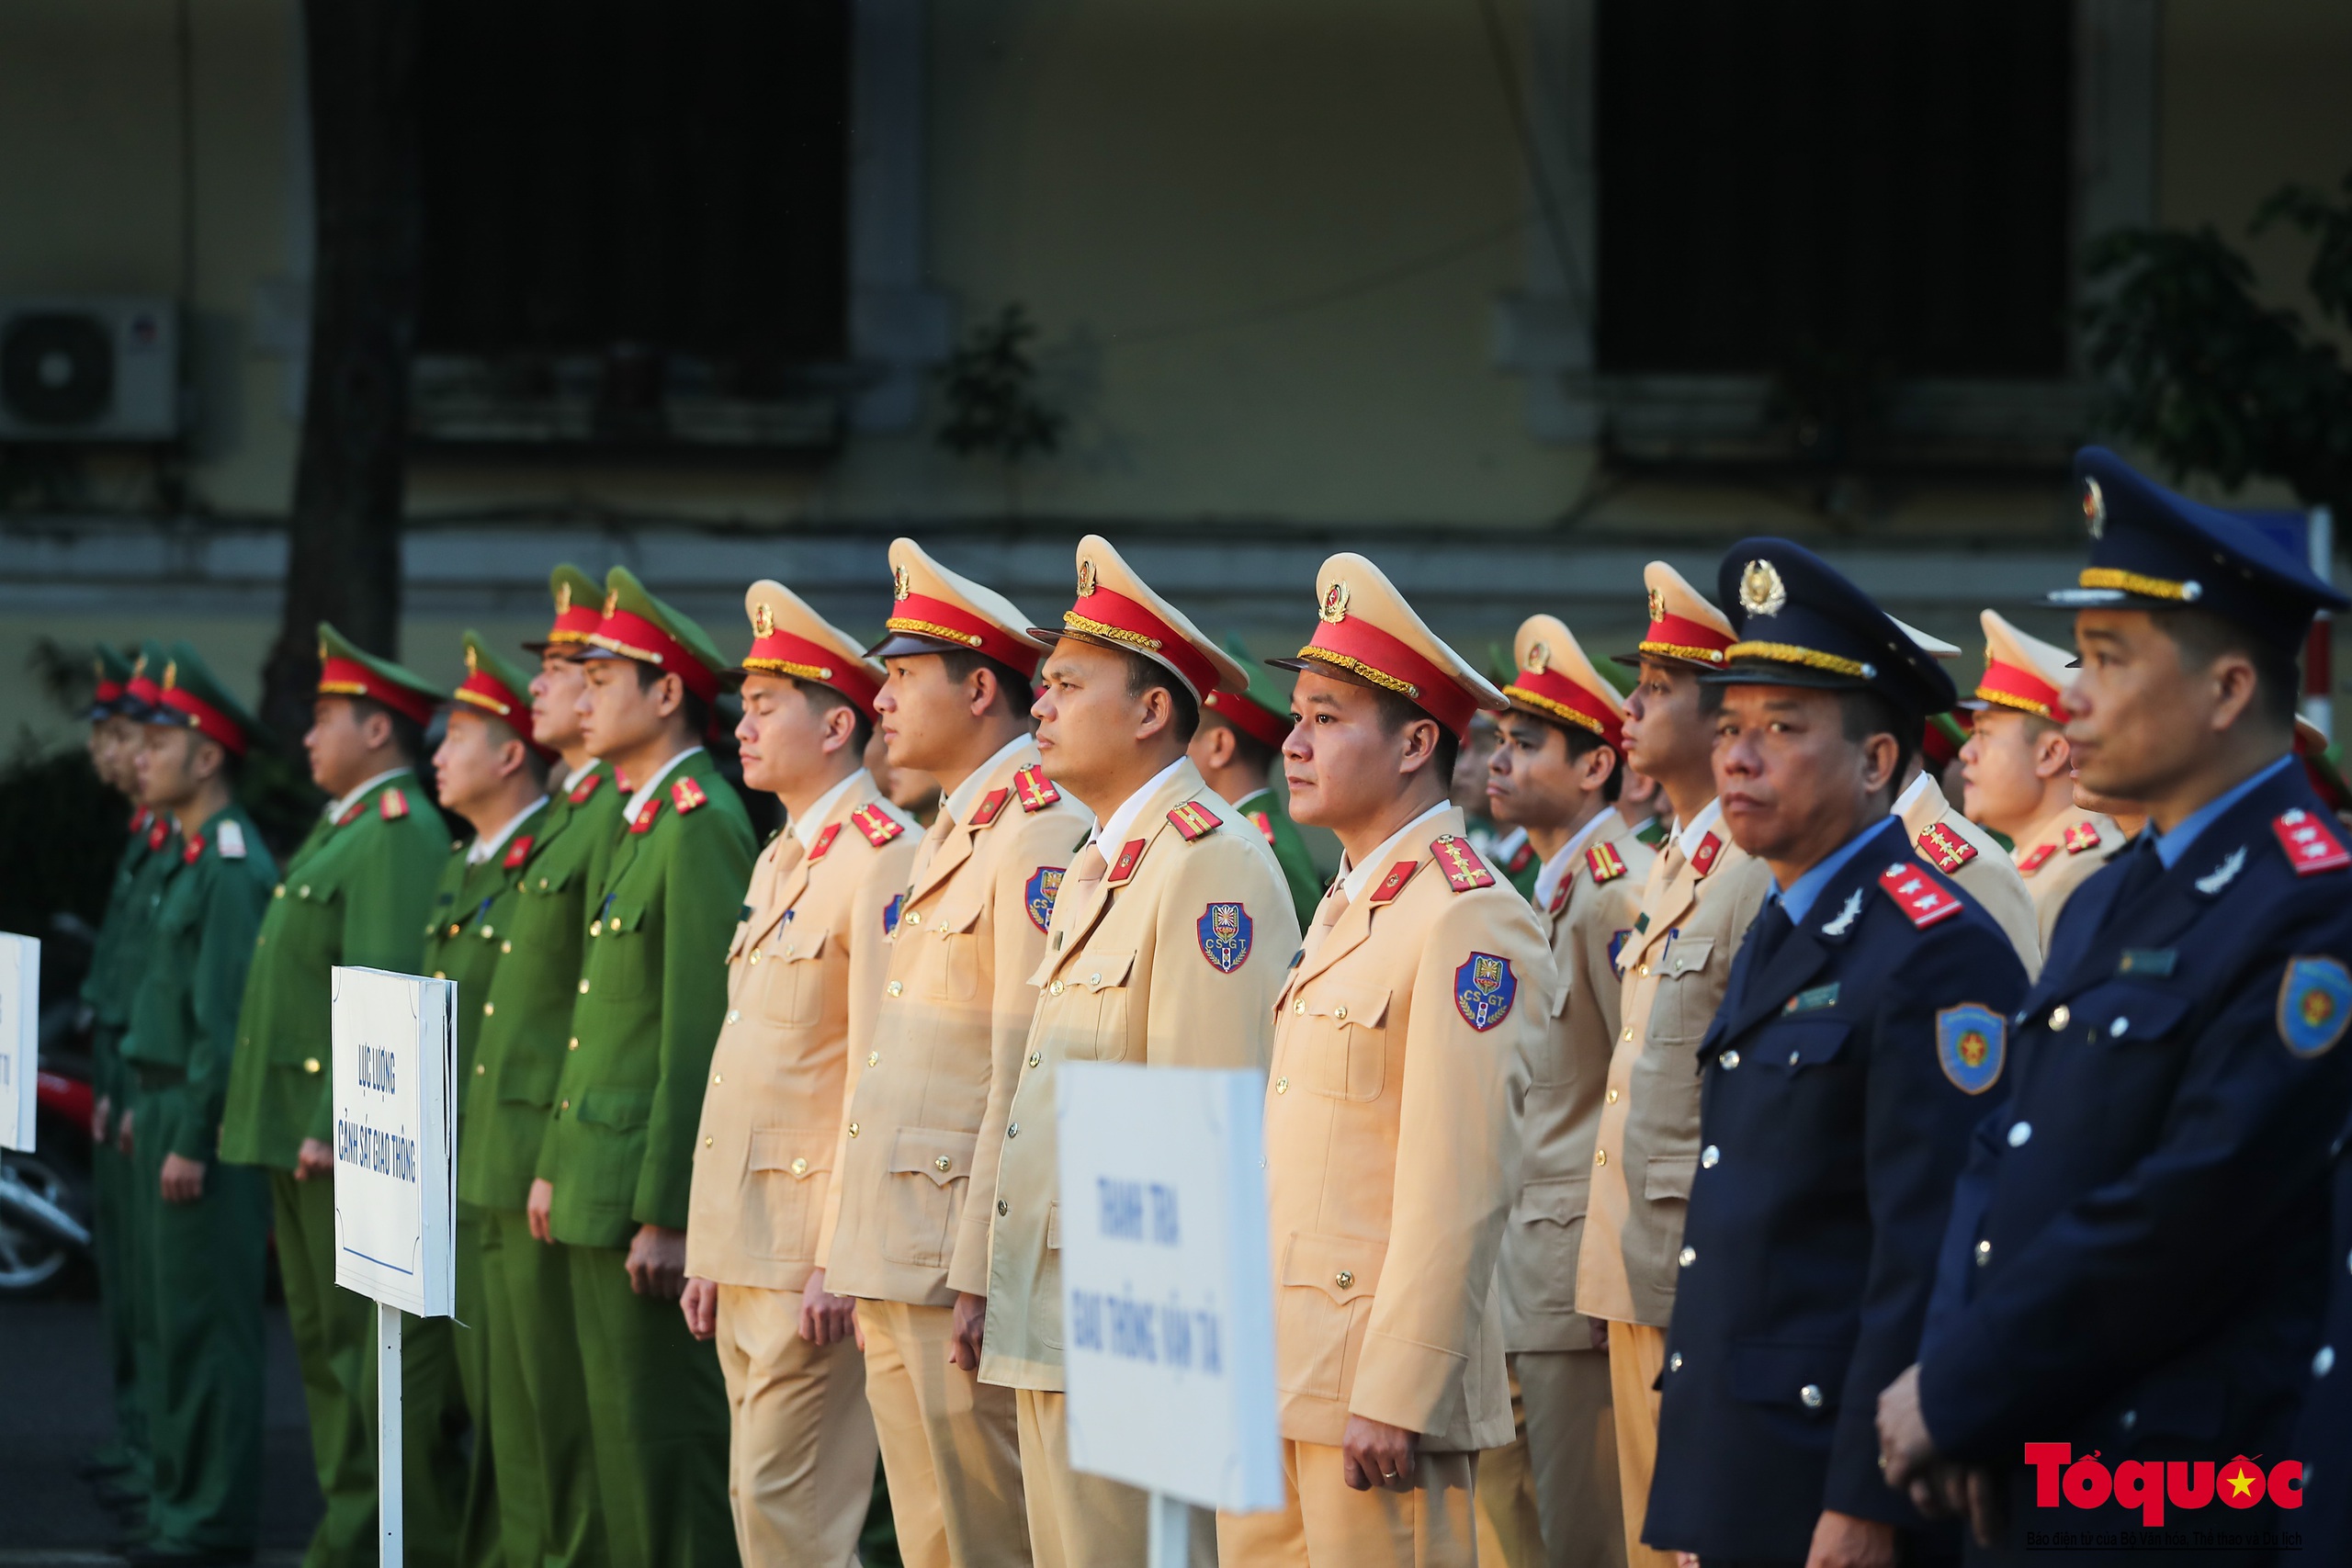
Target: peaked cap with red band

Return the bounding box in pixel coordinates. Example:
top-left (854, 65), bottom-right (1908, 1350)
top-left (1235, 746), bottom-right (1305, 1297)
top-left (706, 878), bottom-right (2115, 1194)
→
top-left (1617, 560), bottom-right (1737, 671)
top-left (1029, 535), bottom-right (1249, 700)
top-left (317, 622), bottom-right (442, 727)
top-left (452, 631), bottom-right (557, 760)
top-left (523, 563), bottom-right (605, 655)
top-left (142, 639), bottom-right (259, 757)
top-left (1505, 613), bottom-right (1624, 749)
top-left (868, 537), bottom-right (1049, 679)
top-left (1200, 632), bottom-right (1296, 750)
top-left (736, 579), bottom-right (887, 718)
top-left (87, 643), bottom-right (136, 720)
top-left (577, 566), bottom-right (727, 707)
top-left (1273, 552), bottom-right (1506, 740)
top-left (1965, 609), bottom-right (2075, 725)
top-left (125, 638), bottom-right (171, 716)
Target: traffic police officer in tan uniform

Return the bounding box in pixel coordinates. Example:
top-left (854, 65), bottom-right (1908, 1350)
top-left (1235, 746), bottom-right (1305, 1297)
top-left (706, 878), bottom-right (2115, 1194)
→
top-left (980, 537), bottom-right (1300, 1567)
top-left (819, 540), bottom-right (1085, 1568)
top-left (679, 581), bottom-right (917, 1565)
top-left (1216, 554), bottom-right (1555, 1568)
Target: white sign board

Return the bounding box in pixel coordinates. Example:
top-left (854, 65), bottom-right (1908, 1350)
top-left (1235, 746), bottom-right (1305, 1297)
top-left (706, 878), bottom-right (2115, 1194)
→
top-left (1057, 1063), bottom-right (1283, 1515)
top-left (0, 934), bottom-right (36, 1152)
top-left (331, 965), bottom-right (456, 1316)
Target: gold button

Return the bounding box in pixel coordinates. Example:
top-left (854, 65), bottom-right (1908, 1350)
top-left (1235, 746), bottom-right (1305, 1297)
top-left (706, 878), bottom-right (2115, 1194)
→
top-left (1008, 1122), bottom-right (1021, 1138)
top-left (906, 909), bottom-right (921, 927)
top-left (303, 1057), bottom-right (320, 1074)
top-left (447, 923), bottom-right (461, 938)
top-left (560, 1099), bottom-right (570, 1111)
top-left (1679, 1246), bottom-right (1696, 1268)
top-left (867, 1052), bottom-right (879, 1067)
top-left (483, 1002), bottom-right (494, 1017)
top-left (848, 1122), bottom-right (860, 1138)
top-left (887, 980), bottom-right (903, 997)
top-left (299, 885), bottom-right (311, 898)
top-left (1294, 1000), bottom-right (1306, 1015)
top-left (1606, 1088), bottom-right (1619, 1103)
top-left (1335, 1269), bottom-right (1354, 1289)
top-left (1275, 1077), bottom-right (1289, 1094)
top-left (567, 1037), bottom-right (579, 1051)
top-left (1622, 1028), bottom-right (1634, 1042)
top-left (481, 926), bottom-right (493, 939)
top-left (1638, 964), bottom-right (1651, 976)
top-left (712, 1074), bottom-right (722, 1085)
top-left (2049, 1005), bottom-right (2072, 1031)
top-left (1333, 1003), bottom-right (1348, 1021)
top-left (784, 944), bottom-right (796, 957)
top-left (273, 884), bottom-right (285, 898)
top-left (934, 1156), bottom-right (952, 1172)
top-left (539, 877), bottom-right (548, 889)
top-left (705, 1136), bottom-right (713, 1148)
top-left (433, 970), bottom-right (447, 980)
top-left (501, 941), bottom-right (512, 953)
top-left (1088, 972), bottom-right (1101, 986)
top-left (1028, 1052), bottom-right (1041, 1068)
top-left (1594, 1148), bottom-right (1608, 1167)
top-left (1049, 980), bottom-right (1065, 997)
top-left (578, 979), bottom-right (591, 994)
top-left (790, 1157), bottom-right (808, 1176)
top-left (474, 1062), bottom-right (485, 1076)
top-left (748, 950), bottom-right (760, 965)
top-left (997, 1199), bottom-right (1009, 1215)
top-left (727, 1010), bottom-right (740, 1023)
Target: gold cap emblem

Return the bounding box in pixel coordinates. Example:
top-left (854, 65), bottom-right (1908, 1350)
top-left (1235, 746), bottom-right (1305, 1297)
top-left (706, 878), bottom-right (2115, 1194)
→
top-left (133, 652), bottom-right (149, 675)
top-left (1647, 587), bottom-right (1668, 625)
top-left (603, 590), bottom-right (619, 615)
top-left (554, 581), bottom-right (571, 614)
top-left (1076, 558), bottom-right (1096, 597)
top-left (464, 644), bottom-right (480, 673)
top-left (1739, 559), bottom-right (1788, 617)
top-left (1318, 581), bottom-right (1351, 625)
top-left (163, 660), bottom-right (179, 690)
top-left (1525, 641), bottom-right (1551, 676)
top-left (892, 564), bottom-right (911, 602)
top-left (2083, 477), bottom-right (2106, 539)
top-left (752, 602), bottom-right (775, 637)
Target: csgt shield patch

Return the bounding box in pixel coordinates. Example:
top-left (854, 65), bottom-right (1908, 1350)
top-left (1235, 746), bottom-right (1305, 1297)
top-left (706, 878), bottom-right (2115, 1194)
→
top-left (1024, 866), bottom-right (1066, 934)
top-left (1454, 953), bottom-right (1518, 1032)
top-left (1197, 902), bottom-right (1254, 973)
top-left (2278, 955), bottom-right (2352, 1057)
top-left (1936, 1003), bottom-right (2007, 1095)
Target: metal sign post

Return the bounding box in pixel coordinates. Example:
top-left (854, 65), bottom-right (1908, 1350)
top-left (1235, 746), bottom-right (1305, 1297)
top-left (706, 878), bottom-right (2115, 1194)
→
top-left (379, 1303), bottom-right (403, 1566)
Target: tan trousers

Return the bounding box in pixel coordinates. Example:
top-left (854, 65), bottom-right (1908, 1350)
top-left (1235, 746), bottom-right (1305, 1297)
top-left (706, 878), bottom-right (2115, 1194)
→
top-left (713, 1283), bottom-right (876, 1567)
top-left (1476, 1350), bottom-right (1625, 1568)
top-left (1216, 1439), bottom-right (1477, 1568)
top-left (1012, 1387), bottom-right (1216, 1568)
top-left (855, 1298), bottom-right (1030, 1568)
top-left (1604, 1322), bottom-right (1679, 1568)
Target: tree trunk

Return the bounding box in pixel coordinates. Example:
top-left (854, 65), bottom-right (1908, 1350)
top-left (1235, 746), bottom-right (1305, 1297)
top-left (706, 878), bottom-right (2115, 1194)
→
top-left (259, 0), bottom-right (422, 743)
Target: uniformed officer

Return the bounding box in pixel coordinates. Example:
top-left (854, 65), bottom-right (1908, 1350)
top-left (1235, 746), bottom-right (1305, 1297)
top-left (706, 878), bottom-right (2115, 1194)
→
top-left (1458, 712), bottom-right (1543, 897)
top-left (819, 539), bottom-right (1081, 1568)
top-left (1642, 539), bottom-right (2030, 1567)
top-left (1189, 631), bottom-right (1324, 927)
top-left (1577, 563), bottom-right (1770, 1568)
top-left (471, 565), bottom-right (621, 1568)
top-left (217, 624), bottom-right (466, 1567)
top-left (424, 633), bottom-right (555, 1568)
top-left (1476, 615), bottom-right (1647, 1568)
top-left (678, 581), bottom-right (914, 1565)
top-left (1957, 610), bottom-right (2124, 950)
top-left (981, 537), bottom-right (1300, 1566)
top-left (1215, 553), bottom-right (1555, 1568)
top-left (1877, 448), bottom-right (2352, 1565)
top-left (530, 568), bottom-right (754, 1567)
top-left (114, 644), bottom-right (277, 1568)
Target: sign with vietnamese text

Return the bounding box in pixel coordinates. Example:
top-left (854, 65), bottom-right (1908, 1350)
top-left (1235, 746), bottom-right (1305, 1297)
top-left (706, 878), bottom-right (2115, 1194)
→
top-left (331, 966), bottom-right (456, 1316)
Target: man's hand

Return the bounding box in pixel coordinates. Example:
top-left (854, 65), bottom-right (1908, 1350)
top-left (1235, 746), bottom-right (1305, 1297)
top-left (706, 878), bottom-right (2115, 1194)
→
top-left (680, 1277), bottom-right (718, 1339)
top-left (92, 1095), bottom-right (111, 1145)
top-left (116, 1106), bottom-right (134, 1157)
top-left (1340, 1416), bottom-right (1418, 1493)
top-left (625, 1224), bottom-right (688, 1299)
top-left (798, 1269), bottom-right (858, 1347)
top-left (526, 1179), bottom-right (555, 1243)
top-left (160, 1153), bottom-right (207, 1204)
top-left (947, 1292), bottom-right (987, 1371)
top-left (1873, 1364), bottom-right (1938, 1488)
top-left (294, 1138), bottom-right (333, 1180)
top-left (1589, 1316), bottom-right (1611, 1352)
top-left (1803, 1509), bottom-right (1896, 1568)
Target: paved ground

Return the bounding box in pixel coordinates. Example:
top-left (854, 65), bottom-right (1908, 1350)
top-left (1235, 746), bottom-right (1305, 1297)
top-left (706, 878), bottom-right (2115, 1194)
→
top-left (0, 1288), bottom-right (320, 1565)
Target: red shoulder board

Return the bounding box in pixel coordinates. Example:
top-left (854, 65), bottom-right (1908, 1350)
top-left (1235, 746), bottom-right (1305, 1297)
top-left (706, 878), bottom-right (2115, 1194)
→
top-left (1250, 809), bottom-right (1277, 847)
top-left (503, 835), bottom-right (535, 870)
top-left (1167, 800), bottom-right (1219, 841)
top-left (569, 769), bottom-right (606, 805)
top-left (1013, 765), bottom-right (1061, 812)
top-left (130, 806), bottom-right (150, 833)
top-left (629, 797), bottom-right (664, 835)
top-left (1107, 837), bottom-right (1148, 886)
top-left (183, 833), bottom-right (205, 865)
top-left (1505, 839), bottom-right (1535, 874)
top-left (1369, 859), bottom-right (1421, 905)
top-left (808, 821), bottom-right (844, 861)
top-left (1690, 831), bottom-right (1723, 877)
top-left (852, 804), bottom-right (905, 847)
top-left (379, 787), bottom-right (410, 821)
top-left (671, 776), bottom-right (708, 815)
top-left (1547, 875), bottom-right (1572, 916)
top-left (1915, 820), bottom-right (1976, 874)
top-left (2063, 820), bottom-right (2103, 855)
top-left (147, 818), bottom-right (172, 850)
top-left (1431, 833), bottom-right (1496, 893)
top-left (1586, 842), bottom-right (1629, 885)
top-left (2017, 841), bottom-right (2058, 874)
top-left (2274, 807), bottom-right (2351, 875)
top-left (1876, 862), bottom-right (1964, 929)
top-left (967, 788), bottom-right (1011, 828)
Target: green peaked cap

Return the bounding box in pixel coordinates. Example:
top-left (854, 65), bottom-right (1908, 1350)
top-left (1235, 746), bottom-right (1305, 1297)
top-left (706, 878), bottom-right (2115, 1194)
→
top-left (456, 630), bottom-right (540, 726)
top-left (585, 566), bottom-right (728, 694)
top-left (1224, 633), bottom-right (1293, 723)
top-left (318, 621), bottom-right (443, 724)
top-left (150, 639), bottom-right (265, 752)
top-left (1197, 633), bottom-right (1300, 749)
top-left (126, 637), bottom-right (173, 715)
top-left (87, 642), bottom-right (137, 719)
top-left (94, 642), bottom-right (135, 686)
top-left (526, 562), bottom-right (606, 654)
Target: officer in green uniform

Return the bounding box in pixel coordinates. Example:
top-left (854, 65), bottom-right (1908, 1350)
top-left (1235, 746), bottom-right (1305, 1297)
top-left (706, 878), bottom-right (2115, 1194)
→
top-left (526, 569), bottom-right (752, 1567)
top-left (1187, 632), bottom-right (1324, 926)
top-left (423, 633), bottom-right (556, 1568)
top-left (217, 624), bottom-right (466, 1568)
top-left (117, 643), bottom-right (278, 1567)
top-left (473, 567), bottom-right (618, 1568)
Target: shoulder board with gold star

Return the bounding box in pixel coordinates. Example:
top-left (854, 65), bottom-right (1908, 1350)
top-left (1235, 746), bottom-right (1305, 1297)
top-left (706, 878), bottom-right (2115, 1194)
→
top-left (1915, 820), bottom-right (1975, 874)
top-left (502, 834), bottom-right (534, 870)
top-left (379, 787), bottom-right (410, 821)
top-left (1013, 765), bottom-right (1061, 812)
top-left (1431, 833), bottom-right (1497, 892)
top-left (1107, 837), bottom-right (1148, 886)
top-left (1166, 800), bottom-right (1219, 841)
top-left (629, 797), bottom-right (664, 835)
top-left (852, 804), bottom-right (905, 847)
top-left (569, 770), bottom-right (606, 805)
top-left (671, 776), bottom-right (708, 815)
top-left (1586, 842), bottom-right (1629, 884)
top-left (1249, 809), bottom-right (1277, 847)
top-left (1690, 831), bottom-right (1723, 876)
top-left (2018, 841), bottom-right (2057, 874)
top-left (967, 788), bottom-right (1011, 828)
top-left (2062, 820), bottom-right (2103, 855)
top-left (2273, 807), bottom-right (2351, 875)
top-left (1369, 859), bottom-right (1421, 905)
top-left (808, 821), bottom-right (843, 861)
top-left (1877, 862), bottom-right (1964, 929)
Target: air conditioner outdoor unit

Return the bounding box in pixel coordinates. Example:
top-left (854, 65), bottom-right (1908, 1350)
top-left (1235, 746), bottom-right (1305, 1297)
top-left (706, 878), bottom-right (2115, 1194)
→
top-left (0, 297), bottom-right (180, 441)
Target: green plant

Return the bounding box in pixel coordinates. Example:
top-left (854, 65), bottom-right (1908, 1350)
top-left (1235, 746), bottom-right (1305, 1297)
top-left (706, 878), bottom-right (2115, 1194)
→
top-left (935, 303), bottom-right (1065, 479)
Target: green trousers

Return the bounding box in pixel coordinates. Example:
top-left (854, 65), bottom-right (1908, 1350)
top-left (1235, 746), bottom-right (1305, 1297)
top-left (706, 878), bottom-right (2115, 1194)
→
top-left (271, 1167), bottom-right (469, 1568)
top-left (489, 1209), bottom-right (602, 1568)
top-left (132, 1080), bottom-right (268, 1553)
top-left (91, 1099), bottom-right (151, 1483)
top-left (454, 1205), bottom-right (504, 1568)
top-left (566, 1241), bottom-right (737, 1567)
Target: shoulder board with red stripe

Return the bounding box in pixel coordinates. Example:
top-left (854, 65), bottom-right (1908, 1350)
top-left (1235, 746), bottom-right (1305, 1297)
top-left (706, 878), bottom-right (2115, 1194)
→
top-left (671, 776), bottom-right (708, 815)
top-left (503, 835), bottom-right (535, 870)
top-left (2063, 820), bottom-right (2103, 855)
top-left (379, 787), bottom-right (410, 821)
top-left (1430, 833), bottom-right (1496, 892)
top-left (1013, 765), bottom-right (1061, 812)
top-left (1915, 820), bottom-right (1976, 874)
top-left (1876, 862), bottom-right (1964, 929)
top-left (1250, 809), bottom-right (1277, 847)
top-left (1690, 831), bottom-right (1723, 877)
top-left (1369, 858), bottom-right (1420, 905)
top-left (629, 797), bottom-right (664, 835)
top-left (808, 821), bottom-right (843, 861)
top-left (1107, 837), bottom-right (1148, 886)
top-left (2017, 841), bottom-right (2057, 874)
top-left (967, 787), bottom-right (1011, 828)
top-left (1586, 842), bottom-right (1629, 884)
top-left (569, 769), bottom-right (606, 805)
top-left (1167, 800), bottom-right (1219, 841)
top-left (2274, 807), bottom-right (2351, 875)
top-left (852, 804), bottom-right (905, 847)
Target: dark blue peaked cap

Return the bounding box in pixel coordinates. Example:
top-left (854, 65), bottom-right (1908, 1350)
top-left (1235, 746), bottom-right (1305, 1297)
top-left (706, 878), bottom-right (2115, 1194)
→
top-left (2051, 446), bottom-right (2346, 653)
top-left (1705, 537), bottom-right (1957, 719)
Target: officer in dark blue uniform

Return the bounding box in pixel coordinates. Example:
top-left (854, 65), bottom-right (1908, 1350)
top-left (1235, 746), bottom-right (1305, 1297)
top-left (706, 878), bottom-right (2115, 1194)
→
top-left (1876, 447), bottom-right (2352, 1566)
top-left (2294, 1114), bottom-right (2352, 1560)
top-left (1643, 540), bottom-right (2030, 1568)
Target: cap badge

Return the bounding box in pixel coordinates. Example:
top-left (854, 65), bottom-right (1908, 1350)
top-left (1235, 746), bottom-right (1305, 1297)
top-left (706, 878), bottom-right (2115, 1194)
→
top-left (1076, 558), bottom-right (1097, 597)
top-left (2083, 478), bottom-right (2107, 539)
top-left (1318, 581), bottom-right (1351, 625)
top-left (1647, 587), bottom-right (1667, 624)
top-left (163, 660), bottom-right (179, 690)
top-left (1739, 558), bottom-right (1788, 617)
top-left (555, 581), bottom-right (572, 614)
top-left (464, 644), bottom-right (480, 673)
top-left (603, 590), bottom-right (619, 615)
top-left (892, 564), bottom-right (911, 602)
top-left (1525, 640), bottom-right (1550, 675)
top-left (752, 602), bottom-right (775, 637)
top-left (134, 652), bottom-right (150, 675)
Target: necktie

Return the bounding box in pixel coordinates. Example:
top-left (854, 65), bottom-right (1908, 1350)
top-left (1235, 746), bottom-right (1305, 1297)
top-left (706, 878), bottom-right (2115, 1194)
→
top-left (908, 805), bottom-right (956, 886)
top-left (1728, 897), bottom-right (1797, 1012)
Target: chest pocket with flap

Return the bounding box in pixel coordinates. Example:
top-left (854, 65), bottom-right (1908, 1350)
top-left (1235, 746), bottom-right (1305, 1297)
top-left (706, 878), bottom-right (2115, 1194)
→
top-left (1753, 1019), bottom-right (1850, 1077)
top-left (1292, 984), bottom-right (1390, 1101)
top-left (926, 902), bottom-right (984, 1001)
top-left (756, 923), bottom-right (831, 1029)
top-left (1652, 935), bottom-right (1718, 1044)
top-left (589, 900), bottom-right (650, 1000)
top-left (1054, 950), bottom-right (1137, 1063)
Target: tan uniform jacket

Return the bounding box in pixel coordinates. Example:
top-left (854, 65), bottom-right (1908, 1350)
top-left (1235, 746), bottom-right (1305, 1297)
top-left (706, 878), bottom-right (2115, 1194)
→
top-left (2009, 803), bottom-right (2127, 953)
top-left (1901, 774), bottom-right (2041, 977)
top-left (687, 773), bottom-right (919, 1291)
top-left (1577, 822), bottom-right (1772, 1328)
top-left (1499, 812), bottom-right (1654, 1355)
top-left (820, 739), bottom-right (1091, 1304)
top-left (979, 761), bottom-right (1300, 1391)
top-left (1264, 806), bottom-right (1555, 1452)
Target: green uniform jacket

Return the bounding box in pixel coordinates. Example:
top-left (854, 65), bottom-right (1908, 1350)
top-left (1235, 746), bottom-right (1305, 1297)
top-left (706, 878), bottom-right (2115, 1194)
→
top-left (460, 767), bottom-right (621, 1213)
top-left (120, 807), bottom-right (278, 1160)
top-left (538, 751), bottom-right (753, 1248)
top-left (1235, 786), bottom-right (1325, 931)
top-left (420, 806), bottom-right (544, 1100)
top-left (220, 773), bottom-right (448, 1168)
top-left (86, 812), bottom-right (176, 1108)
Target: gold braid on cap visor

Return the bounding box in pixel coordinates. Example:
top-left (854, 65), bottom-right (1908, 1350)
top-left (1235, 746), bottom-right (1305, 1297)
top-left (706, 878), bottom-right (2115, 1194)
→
top-left (2079, 567), bottom-right (2202, 603)
top-left (1724, 641), bottom-right (1874, 680)
top-left (1062, 612), bottom-right (1164, 651)
top-left (454, 687), bottom-right (514, 717)
top-left (585, 630), bottom-right (667, 664)
top-left (1501, 683), bottom-right (1607, 735)
top-left (1295, 645), bottom-right (1419, 699)
top-left (1638, 638), bottom-right (1727, 665)
top-left (741, 656), bottom-right (836, 681)
top-left (884, 615), bottom-right (985, 648)
top-left (1973, 685), bottom-right (2056, 721)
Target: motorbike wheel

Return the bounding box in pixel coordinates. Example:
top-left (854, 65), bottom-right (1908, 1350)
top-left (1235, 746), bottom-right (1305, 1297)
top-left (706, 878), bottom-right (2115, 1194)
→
top-left (0, 1153), bottom-right (77, 1296)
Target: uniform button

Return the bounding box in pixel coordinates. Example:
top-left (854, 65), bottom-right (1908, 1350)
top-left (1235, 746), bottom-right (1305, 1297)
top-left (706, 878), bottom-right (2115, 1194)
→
top-left (906, 910), bottom-right (921, 927)
top-left (539, 877), bottom-right (549, 890)
top-left (433, 970), bottom-right (447, 980)
top-left (1668, 1352), bottom-right (1683, 1372)
top-left (482, 926), bottom-right (493, 940)
top-left (1637, 964), bottom-right (1650, 977)
top-left (790, 1157), bottom-right (808, 1176)
top-left (727, 1010), bottom-right (741, 1023)
top-left (1679, 1246), bottom-right (1696, 1267)
top-left (1621, 1028), bottom-right (1633, 1043)
top-left (273, 884), bottom-right (286, 898)
top-left (1335, 1270), bottom-right (1354, 1289)
top-left (578, 979), bottom-right (591, 994)
top-left (483, 1002), bottom-right (494, 1017)
top-left (1332, 1003), bottom-right (1347, 1021)
top-left (1702, 1145), bottom-right (1719, 1168)
top-left (1007, 1122), bottom-right (1021, 1138)
top-left (560, 1099), bottom-right (570, 1111)
top-left (2007, 1121), bottom-right (2032, 1147)
top-left (1275, 1077), bottom-right (1289, 1094)
top-left (997, 1200), bottom-right (1009, 1216)
top-left (1593, 1148), bottom-right (1607, 1167)
top-left (1800, 1384), bottom-right (1824, 1410)
top-left (475, 1063), bottom-right (485, 1076)
top-left (447, 924), bottom-right (461, 938)
top-left (501, 941), bottom-right (512, 953)
top-left (299, 886), bottom-right (311, 898)
top-left (784, 945), bottom-right (796, 957)
top-left (867, 1052), bottom-right (880, 1067)
top-left (303, 1057), bottom-right (320, 1074)
top-left (1295, 1000), bottom-right (1306, 1015)
top-left (1974, 1238), bottom-right (1993, 1267)
top-left (747, 951), bottom-right (759, 964)
top-left (1721, 1050), bottom-right (1740, 1069)
top-left (1028, 1053), bottom-right (1041, 1068)
top-left (2316, 1347), bottom-right (2337, 1378)
top-left (704, 1136), bottom-right (713, 1148)
top-left (567, 1037), bottom-right (579, 1051)
top-left (2109, 1016), bottom-right (2129, 1038)
top-left (1049, 980), bottom-right (1065, 997)
top-left (1788, 1050), bottom-right (1801, 1066)
top-left (2049, 1004), bottom-right (2071, 1031)
top-left (848, 1122), bottom-right (860, 1138)
top-left (887, 981), bottom-right (903, 997)
top-left (1606, 1088), bottom-right (1619, 1103)
top-left (2121, 1408), bottom-right (2139, 1429)
top-left (712, 1074), bottom-right (722, 1085)
top-left (934, 1156), bottom-right (952, 1173)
